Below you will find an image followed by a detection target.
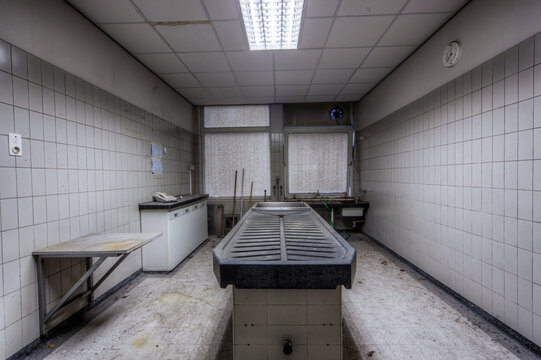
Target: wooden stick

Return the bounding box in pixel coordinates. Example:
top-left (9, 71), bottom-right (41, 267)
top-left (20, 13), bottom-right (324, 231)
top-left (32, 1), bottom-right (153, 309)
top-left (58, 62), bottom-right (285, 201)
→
top-left (231, 170), bottom-right (238, 227)
top-left (249, 181), bottom-right (253, 208)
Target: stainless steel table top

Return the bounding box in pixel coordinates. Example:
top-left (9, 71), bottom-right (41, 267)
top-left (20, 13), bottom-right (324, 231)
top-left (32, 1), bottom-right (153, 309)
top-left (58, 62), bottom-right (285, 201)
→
top-left (32, 232), bottom-right (161, 257)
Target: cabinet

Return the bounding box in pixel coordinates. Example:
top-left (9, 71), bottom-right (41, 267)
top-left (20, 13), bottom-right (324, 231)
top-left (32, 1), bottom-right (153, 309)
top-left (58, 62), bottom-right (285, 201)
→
top-left (140, 198), bottom-right (208, 271)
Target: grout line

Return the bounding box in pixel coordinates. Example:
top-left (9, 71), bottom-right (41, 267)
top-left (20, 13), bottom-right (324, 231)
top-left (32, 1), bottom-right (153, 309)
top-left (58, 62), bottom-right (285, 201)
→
top-left (126, 0), bottom-right (208, 101)
top-left (304, 0), bottom-right (342, 102)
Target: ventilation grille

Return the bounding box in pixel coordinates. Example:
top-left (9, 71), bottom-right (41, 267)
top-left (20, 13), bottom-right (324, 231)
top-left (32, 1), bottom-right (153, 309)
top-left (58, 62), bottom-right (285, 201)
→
top-left (228, 211), bottom-right (341, 262)
top-left (283, 213), bottom-right (337, 261)
top-left (229, 213), bottom-right (281, 261)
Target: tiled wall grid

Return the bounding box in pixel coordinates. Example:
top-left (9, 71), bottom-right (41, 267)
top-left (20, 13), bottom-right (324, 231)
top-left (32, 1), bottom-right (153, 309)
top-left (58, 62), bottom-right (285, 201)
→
top-left (359, 33), bottom-right (541, 346)
top-left (0, 39), bottom-right (194, 357)
top-left (233, 288), bottom-right (342, 360)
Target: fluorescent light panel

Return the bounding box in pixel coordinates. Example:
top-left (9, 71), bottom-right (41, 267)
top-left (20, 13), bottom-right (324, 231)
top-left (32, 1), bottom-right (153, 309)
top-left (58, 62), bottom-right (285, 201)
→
top-left (240, 0), bottom-right (304, 51)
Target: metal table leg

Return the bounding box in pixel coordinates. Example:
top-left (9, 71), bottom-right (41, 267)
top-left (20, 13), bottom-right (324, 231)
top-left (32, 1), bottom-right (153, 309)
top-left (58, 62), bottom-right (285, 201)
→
top-left (36, 256), bottom-right (47, 335)
top-left (36, 253), bottom-right (132, 335)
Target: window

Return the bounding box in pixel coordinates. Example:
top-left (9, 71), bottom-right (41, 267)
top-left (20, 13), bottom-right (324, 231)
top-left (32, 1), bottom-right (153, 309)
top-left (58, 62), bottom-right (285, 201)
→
top-left (204, 105), bottom-right (269, 128)
top-left (286, 130), bottom-right (350, 195)
top-left (203, 106), bottom-right (271, 197)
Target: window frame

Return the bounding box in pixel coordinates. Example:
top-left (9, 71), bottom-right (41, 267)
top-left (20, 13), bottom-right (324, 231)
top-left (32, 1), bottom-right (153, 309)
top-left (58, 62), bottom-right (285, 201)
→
top-left (202, 106), bottom-right (272, 199)
top-left (284, 125), bottom-right (353, 198)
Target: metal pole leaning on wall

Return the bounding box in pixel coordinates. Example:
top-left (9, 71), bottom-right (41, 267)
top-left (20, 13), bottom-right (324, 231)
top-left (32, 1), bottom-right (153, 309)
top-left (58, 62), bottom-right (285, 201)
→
top-left (239, 168), bottom-right (245, 219)
top-left (232, 170), bottom-right (238, 227)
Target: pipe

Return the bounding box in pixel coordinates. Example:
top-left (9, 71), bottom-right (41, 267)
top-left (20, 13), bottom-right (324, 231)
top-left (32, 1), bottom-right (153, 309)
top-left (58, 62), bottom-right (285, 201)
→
top-left (231, 170), bottom-right (238, 227)
top-left (249, 181), bottom-right (253, 208)
top-left (219, 204), bottom-right (225, 237)
top-left (239, 169), bottom-right (245, 218)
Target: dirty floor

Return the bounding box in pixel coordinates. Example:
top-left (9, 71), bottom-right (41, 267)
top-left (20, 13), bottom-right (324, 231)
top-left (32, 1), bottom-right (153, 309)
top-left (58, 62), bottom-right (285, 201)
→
top-left (28, 234), bottom-right (539, 359)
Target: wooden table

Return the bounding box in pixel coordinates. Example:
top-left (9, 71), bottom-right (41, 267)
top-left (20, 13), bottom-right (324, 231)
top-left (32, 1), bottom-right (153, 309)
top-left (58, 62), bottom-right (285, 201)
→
top-left (32, 232), bottom-right (161, 335)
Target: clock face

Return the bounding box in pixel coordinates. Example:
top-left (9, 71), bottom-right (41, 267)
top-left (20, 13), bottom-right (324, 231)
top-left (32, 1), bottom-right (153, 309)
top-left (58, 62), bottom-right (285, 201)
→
top-left (329, 106), bottom-right (344, 123)
top-left (443, 41), bottom-right (462, 67)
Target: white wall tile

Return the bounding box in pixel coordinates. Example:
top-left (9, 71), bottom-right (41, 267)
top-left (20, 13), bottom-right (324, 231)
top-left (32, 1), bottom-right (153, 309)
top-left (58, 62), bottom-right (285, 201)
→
top-left (360, 31), bottom-right (541, 348)
top-left (0, 71), bottom-right (13, 105)
top-left (518, 131), bottom-right (532, 160)
top-left (0, 168), bottom-right (16, 199)
top-left (11, 50), bottom-right (28, 82)
top-left (518, 99), bottom-right (534, 130)
top-left (519, 37), bottom-right (535, 71)
top-left (1, 199), bottom-right (18, 230)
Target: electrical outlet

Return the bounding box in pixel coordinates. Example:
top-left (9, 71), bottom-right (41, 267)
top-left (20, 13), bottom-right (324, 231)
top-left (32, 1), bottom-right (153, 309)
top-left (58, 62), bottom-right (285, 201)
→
top-left (8, 133), bottom-right (22, 156)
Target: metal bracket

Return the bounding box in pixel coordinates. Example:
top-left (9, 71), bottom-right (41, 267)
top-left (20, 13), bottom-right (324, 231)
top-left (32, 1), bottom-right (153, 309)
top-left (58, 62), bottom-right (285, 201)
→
top-left (36, 253), bottom-right (130, 335)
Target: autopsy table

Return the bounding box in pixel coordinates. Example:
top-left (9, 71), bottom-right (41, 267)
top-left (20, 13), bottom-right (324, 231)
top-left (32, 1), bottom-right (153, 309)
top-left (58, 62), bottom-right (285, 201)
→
top-left (32, 232), bottom-right (161, 335)
top-left (213, 202), bottom-right (356, 359)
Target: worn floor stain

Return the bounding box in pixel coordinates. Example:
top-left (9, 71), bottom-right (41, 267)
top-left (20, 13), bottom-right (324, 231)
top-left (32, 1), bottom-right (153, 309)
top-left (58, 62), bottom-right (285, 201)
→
top-left (40, 235), bottom-right (539, 360)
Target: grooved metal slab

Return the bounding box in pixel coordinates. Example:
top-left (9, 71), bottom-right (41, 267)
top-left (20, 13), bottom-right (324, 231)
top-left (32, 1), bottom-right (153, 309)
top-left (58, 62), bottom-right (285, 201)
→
top-left (213, 202), bottom-right (356, 289)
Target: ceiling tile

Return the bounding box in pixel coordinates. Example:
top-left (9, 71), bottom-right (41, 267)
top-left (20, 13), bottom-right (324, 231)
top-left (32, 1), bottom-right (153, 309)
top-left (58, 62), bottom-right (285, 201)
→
top-left (240, 86), bottom-right (274, 97)
top-left (100, 24), bottom-right (170, 53)
top-left (161, 73), bottom-right (201, 87)
top-left (136, 53), bottom-right (188, 73)
top-left (275, 96), bottom-right (306, 103)
top-left (305, 95), bottom-right (336, 102)
top-left (132, 0), bottom-right (207, 21)
top-left (299, 18), bottom-right (333, 49)
top-left (275, 85), bottom-right (309, 97)
top-left (202, 0), bottom-right (239, 20)
top-left (178, 52), bottom-right (230, 72)
top-left (341, 83), bottom-right (374, 94)
top-left (308, 84), bottom-right (344, 96)
top-left (275, 70), bottom-right (313, 85)
top-left (305, 0), bottom-right (340, 17)
top-left (404, 0), bottom-right (466, 13)
top-left (207, 86), bottom-right (242, 97)
top-left (214, 21), bottom-right (248, 51)
top-left (235, 71), bottom-right (274, 86)
top-left (337, 0), bottom-right (407, 16)
top-left (194, 72), bottom-right (237, 87)
top-left (350, 67), bottom-right (392, 82)
top-left (176, 87), bottom-right (210, 98)
top-left (242, 96), bottom-right (275, 104)
top-left (318, 48), bottom-right (371, 69)
top-left (335, 94), bottom-right (362, 102)
top-left (226, 52), bottom-right (274, 71)
top-left (156, 24), bottom-right (221, 52)
top-left (312, 69), bottom-right (354, 84)
top-left (68, 0), bottom-right (143, 23)
top-left (327, 16), bottom-right (395, 47)
top-left (192, 98), bottom-right (218, 105)
top-left (362, 46), bottom-right (415, 68)
top-left (379, 14), bottom-right (449, 46)
top-left (274, 50), bottom-right (321, 70)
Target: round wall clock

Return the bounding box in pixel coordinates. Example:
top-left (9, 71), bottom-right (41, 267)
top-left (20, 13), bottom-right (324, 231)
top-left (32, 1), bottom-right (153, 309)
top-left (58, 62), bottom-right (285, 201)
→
top-left (329, 106), bottom-right (344, 123)
top-left (442, 41), bottom-right (462, 68)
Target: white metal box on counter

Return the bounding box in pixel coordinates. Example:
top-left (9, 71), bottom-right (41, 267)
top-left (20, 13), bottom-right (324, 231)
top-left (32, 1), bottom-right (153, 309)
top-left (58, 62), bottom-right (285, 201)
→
top-left (139, 194), bottom-right (209, 272)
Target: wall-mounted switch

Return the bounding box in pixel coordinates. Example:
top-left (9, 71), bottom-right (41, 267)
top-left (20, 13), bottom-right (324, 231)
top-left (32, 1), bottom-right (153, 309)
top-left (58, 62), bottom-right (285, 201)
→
top-left (8, 133), bottom-right (22, 156)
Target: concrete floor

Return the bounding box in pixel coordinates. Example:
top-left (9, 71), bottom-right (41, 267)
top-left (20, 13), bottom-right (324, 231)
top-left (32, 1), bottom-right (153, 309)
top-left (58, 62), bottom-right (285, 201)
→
top-left (30, 234), bottom-right (539, 360)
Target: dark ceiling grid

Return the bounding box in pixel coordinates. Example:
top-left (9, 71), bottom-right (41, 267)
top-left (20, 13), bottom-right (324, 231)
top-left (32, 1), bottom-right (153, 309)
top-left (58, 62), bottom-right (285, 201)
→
top-left (126, 0), bottom-right (212, 101)
top-left (336, 0), bottom-right (413, 103)
top-left (197, 0), bottom-right (242, 104)
top-left (66, 0), bottom-right (469, 105)
top-left (304, 0), bottom-right (342, 103)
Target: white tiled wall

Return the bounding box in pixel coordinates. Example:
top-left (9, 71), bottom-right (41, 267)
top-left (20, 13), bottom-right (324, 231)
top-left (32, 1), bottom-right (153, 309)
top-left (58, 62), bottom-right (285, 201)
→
top-left (359, 32), bottom-right (541, 346)
top-left (0, 38), bottom-right (194, 357)
top-left (233, 288), bottom-right (342, 360)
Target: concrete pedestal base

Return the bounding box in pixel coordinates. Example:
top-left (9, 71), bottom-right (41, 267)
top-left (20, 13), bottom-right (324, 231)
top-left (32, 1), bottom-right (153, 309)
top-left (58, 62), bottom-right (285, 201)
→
top-left (233, 287), bottom-right (342, 360)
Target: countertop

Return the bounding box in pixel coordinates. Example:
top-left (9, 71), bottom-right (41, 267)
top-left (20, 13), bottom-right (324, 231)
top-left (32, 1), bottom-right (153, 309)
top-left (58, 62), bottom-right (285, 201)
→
top-left (284, 198), bottom-right (370, 209)
top-left (139, 194), bottom-right (209, 211)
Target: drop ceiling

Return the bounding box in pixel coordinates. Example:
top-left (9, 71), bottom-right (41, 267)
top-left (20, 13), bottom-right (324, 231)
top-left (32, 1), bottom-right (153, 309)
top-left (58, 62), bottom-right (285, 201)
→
top-left (67, 0), bottom-right (467, 106)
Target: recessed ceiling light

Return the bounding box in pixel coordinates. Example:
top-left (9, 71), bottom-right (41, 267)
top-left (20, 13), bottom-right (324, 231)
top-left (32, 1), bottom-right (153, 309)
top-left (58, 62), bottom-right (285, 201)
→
top-left (240, 0), bottom-right (304, 51)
